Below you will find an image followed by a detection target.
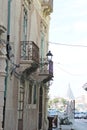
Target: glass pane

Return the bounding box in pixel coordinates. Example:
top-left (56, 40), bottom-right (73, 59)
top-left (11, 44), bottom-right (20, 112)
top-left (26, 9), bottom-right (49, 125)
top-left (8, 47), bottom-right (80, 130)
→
top-left (18, 111), bottom-right (23, 119)
top-left (33, 85), bottom-right (37, 104)
top-left (28, 84), bottom-right (32, 104)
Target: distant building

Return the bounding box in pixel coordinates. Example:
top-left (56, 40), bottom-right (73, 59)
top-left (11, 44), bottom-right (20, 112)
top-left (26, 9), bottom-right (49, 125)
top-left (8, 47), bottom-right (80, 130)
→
top-left (65, 84), bottom-right (75, 122)
top-left (75, 95), bottom-right (87, 111)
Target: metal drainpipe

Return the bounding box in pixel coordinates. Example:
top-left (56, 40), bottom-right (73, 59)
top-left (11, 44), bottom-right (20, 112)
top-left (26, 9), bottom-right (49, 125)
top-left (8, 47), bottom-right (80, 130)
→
top-left (3, 0), bottom-right (12, 129)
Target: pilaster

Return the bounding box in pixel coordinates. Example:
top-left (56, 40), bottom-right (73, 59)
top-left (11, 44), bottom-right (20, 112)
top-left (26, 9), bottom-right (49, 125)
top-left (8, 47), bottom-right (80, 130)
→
top-left (43, 85), bottom-right (49, 130)
top-left (0, 40), bottom-right (6, 129)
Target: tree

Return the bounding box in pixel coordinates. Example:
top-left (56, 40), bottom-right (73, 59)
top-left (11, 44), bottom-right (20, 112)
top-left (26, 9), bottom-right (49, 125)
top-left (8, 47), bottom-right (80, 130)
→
top-left (53, 98), bottom-right (59, 104)
top-left (61, 98), bottom-right (67, 106)
top-left (48, 97), bottom-right (67, 111)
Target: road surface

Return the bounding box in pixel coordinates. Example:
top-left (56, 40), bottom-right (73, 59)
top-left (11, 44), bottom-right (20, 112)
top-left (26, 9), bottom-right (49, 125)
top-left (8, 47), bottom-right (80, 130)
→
top-left (52, 119), bottom-right (87, 130)
top-left (74, 119), bottom-right (87, 130)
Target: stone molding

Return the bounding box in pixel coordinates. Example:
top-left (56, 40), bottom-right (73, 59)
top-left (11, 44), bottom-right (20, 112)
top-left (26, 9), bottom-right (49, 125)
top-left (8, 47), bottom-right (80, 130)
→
top-left (0, 55), bottom-right (6, 75)
top-left (0, 25), bottom-right (6, 34)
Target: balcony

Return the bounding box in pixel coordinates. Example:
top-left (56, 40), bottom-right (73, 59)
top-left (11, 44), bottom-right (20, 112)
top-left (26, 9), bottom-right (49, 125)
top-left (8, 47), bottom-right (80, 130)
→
top-left (40, 60), bottom-right (53, 83)
top-left (20, 45), bottom-right (53, 83)
top-left (20, 41), bottom-right (39, 74)
top-left (41, 0), bottom-right (53, 14)
top-left (31, 60), bottom-right (53, 83)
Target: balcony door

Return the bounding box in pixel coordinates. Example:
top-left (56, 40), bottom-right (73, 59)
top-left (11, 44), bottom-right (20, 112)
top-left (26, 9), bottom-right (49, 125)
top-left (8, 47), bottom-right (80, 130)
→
top-left (38, 86), bottom-right (43, 130)
top-left (22, 8), bottom-right (28, 59)
top-left (18, 82), bottom-right (24, 130)
top-left (40, 32), bottom-right (45, 62)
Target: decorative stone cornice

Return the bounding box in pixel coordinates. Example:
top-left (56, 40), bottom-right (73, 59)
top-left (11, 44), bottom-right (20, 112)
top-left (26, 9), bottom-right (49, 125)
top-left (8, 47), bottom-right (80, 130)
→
top-left (41, 0), bottom-right (53, 17)
top-left (27, 0), bottom-right (33, 5)
top-left (0, 55), bottom-right (6, 76)
top-left (0, 25), bottom-right (6, 34)
top-left (42, 8), bottom-right (51, 17)
top-left (0, 39), bottom-right (6, 55)
top-left (40, 20), bottom-right (47, 34)
top-left (22, 0), bottom-right (33, 9)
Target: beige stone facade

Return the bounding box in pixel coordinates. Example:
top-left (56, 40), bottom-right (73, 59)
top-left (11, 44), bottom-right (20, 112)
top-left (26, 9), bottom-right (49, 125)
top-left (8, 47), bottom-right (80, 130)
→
top-left (0, 0), bottom-right (53, 130)
top-left (0, 0), bottom-right (7, 129)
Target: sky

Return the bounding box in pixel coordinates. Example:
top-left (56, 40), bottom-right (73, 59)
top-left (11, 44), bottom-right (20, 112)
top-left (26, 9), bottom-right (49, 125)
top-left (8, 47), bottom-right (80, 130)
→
top-left (48, 0), bottom-right (87, 99)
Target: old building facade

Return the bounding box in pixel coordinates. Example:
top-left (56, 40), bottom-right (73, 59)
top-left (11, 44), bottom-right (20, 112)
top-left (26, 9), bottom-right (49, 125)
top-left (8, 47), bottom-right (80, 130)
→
top-left (0, 0), bottom-right (8, 129)
top-left (0, 0), bottom-right (53, 130)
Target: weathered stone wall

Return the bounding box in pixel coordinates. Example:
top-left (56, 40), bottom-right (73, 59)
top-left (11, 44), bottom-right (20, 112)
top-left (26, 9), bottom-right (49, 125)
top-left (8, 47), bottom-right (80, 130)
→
top-left (3, 0), bottom-right (52, 130)
top-left (0, 0), bottom-right (7, 129)
top-left (4, 0), bottom-right (22, 130)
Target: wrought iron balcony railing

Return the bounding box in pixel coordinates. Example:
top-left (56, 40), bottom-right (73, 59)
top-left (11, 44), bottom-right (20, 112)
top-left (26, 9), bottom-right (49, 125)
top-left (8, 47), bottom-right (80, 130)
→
top-left (20, 41), bottom-right (53, 82)
top-left (38, 60), bottom-right (53, 83)
top-left (20, 41), bottom-right (39, 63)
top-left (41, 0), bottom-right (53, 13)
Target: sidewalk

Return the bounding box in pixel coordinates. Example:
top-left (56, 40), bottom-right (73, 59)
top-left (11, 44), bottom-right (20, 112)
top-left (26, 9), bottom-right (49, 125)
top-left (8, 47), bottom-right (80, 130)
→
top-left (58, 124), bottom-right (75, 130)
top-left (53, 122), bottom-right (82, 130)
top-left (52, 122), bottom-right (76, 130)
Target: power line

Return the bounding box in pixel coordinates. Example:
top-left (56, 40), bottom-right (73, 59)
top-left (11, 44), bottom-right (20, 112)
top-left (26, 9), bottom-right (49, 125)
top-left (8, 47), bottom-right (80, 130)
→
top-left (49, 41), bottom-right (87, 48)
top-left (55, 62), bottom-right (87, 76)
top-left (56, 65), bottom-right (75, 76)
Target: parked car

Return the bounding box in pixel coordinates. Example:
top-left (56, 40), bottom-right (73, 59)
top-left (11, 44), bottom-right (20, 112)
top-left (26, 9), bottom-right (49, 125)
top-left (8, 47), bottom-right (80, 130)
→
top-left (74, 111), bottom-right (87, 119)
top-left (74, 112), bottom-right (79, 119)
top-left (79, 112), bottom-right (84, 119)
top-left (83, 112), bottom-right (87, 119)
top-left (48, 109), bottom-right (58, 117)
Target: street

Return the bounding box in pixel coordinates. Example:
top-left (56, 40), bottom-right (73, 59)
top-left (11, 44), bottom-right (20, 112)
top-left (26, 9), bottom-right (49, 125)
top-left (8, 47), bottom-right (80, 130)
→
top-left (52, 119), bottom-right (87, 130)
top-left (74, 119), bottom-right (87, 130)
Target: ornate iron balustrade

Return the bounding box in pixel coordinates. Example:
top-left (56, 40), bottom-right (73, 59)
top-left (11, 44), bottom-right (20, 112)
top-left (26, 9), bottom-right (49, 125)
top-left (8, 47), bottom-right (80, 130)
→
top-left (39, 58), bottom-right (53, 76)
top-left (20, 41), bottom-right (39, 63)
top-left (49, 61), bottom-right (53, 76)
top-left (38, 59), bottom-right (53, 83)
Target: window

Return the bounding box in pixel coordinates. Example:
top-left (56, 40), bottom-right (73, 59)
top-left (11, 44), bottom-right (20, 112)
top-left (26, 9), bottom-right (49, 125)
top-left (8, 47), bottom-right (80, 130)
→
top-left (28, 83), bottom-right (32, 104)
top-left (18, 84), bottom-right (24, 119)
top-left (23, 8), bottom-right (28, 41)
top-left (22, 8), bottom-right (28, 59)
top-left (40, 32), bottom-right (44, 61)
top-left (28, 82), bottom-right (37, 105)
top-left (18, 81), bottom-right (24, 130)
top-left (33, 84), bottom-right (37, 104)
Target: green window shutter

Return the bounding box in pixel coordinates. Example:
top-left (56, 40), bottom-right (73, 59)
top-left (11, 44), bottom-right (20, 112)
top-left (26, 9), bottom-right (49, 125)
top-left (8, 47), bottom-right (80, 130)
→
top-left (40, 32), bottom-right (44, 62)
top-left (33, 84), bottom-right (37, 104)
top-left (23, 9), bottom-right (27, 41)
top-left (22, 8), bottom-right (28, 59)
